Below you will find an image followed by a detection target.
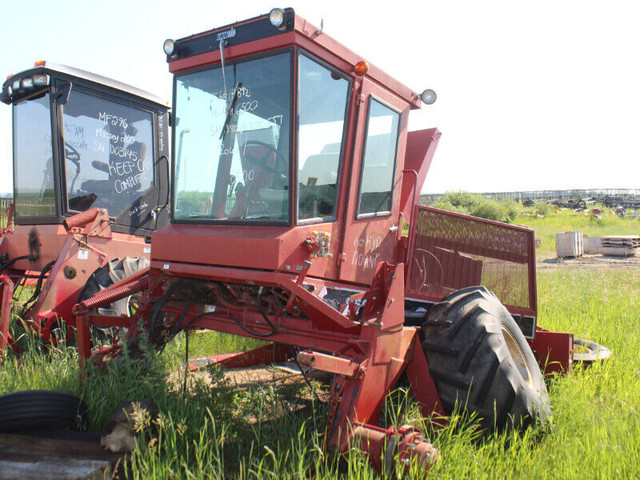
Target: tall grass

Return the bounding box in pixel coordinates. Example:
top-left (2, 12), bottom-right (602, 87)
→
top-left (2, 271), bottom-right (639, 478)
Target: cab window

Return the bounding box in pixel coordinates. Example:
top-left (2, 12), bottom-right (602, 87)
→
top-left (62, 90), bottom-right (154, 216)
top-left (13, 94), bottom-right (56, 217)
top-left (357, 99), bottom-right (400, 217)
top-left (297, 54), bottom-right (350, 221)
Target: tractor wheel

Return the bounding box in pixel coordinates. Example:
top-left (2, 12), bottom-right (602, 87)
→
top-left (421, 286), bottom-right (551, 430)
top-left (0, 390), bottom-right (88, 432)
top-left (78, 256), bottom-right (150, 317)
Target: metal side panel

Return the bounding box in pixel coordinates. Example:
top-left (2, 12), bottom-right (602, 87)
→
top-left (406, 206), bottom-right (537, 329)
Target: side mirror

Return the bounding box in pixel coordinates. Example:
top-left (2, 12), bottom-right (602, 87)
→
top-left (91, 160), bottom-right (109, 173)
top-left (55, 81), bottom-right (72, 105)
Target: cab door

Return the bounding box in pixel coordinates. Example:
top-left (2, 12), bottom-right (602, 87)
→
top-left (338, 78), bottom-right (410, 285)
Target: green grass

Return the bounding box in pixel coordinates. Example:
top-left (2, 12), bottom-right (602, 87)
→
top-left (3, 269), bottom-right (639, 478)
top-left (517, 206), bottom-right (640, 256)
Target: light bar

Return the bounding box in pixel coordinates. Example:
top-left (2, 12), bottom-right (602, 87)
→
top-left (33, 74), bottom-right (50, 87)
top-left (4, 73), bottom-right (51, 102)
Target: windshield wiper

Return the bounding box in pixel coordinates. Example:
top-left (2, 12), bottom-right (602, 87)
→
top-left (220, 82), bottom-right (242, 140)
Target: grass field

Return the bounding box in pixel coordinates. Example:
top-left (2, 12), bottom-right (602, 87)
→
top-left (1, 209), bottom-right (640, 479)
top-left (519, 205), bottom-right (640, 257)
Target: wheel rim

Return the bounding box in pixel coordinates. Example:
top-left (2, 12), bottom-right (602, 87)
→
top-left (501, 327), bottom-right (534, 387)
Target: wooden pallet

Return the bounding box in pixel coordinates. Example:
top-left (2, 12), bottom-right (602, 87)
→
top-left (0, 432), bottom-right (124, 480)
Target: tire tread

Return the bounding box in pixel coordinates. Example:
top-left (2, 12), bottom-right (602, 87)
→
top-left (420, 286), bottom-right (551, 431)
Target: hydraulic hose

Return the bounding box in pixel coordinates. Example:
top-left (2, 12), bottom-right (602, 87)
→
top-left (151, 281), bottom-right (279, 346)
top-left (186, 309), bottom-right (275, 338)
top-left (149, 278), bottom-right (186, 345)
top-left (20, 259), bottom-right (57, 317)
top-left (0, 255), bottom-right (32, 274)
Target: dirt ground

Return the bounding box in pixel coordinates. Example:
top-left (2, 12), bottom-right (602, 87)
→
top-left (537, 253), bottom-right (640, 270)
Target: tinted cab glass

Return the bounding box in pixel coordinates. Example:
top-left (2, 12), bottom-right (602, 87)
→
top-left (8, 70), bottom-right (168, 234)
top-left (62, 89), bottom-right (155, 221)
top-left (13, 94), bottom-right (56, 219)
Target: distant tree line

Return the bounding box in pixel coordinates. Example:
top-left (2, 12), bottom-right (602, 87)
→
top-left (421, 188), bottom-right (640, 205)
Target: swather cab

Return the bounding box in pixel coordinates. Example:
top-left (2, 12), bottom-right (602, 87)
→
top-left (153, 10), bottom-right (439, 287)
top-left (0, 62), bottom-right (169, 350)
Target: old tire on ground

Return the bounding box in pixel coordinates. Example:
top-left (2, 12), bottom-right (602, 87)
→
top-left (78, 256), bottom-right (150, 317)
top-left (573, 337), bottom-right (612, 364)
top-left (421, 286), bottom-right (551, 430)
top-left (0, 390), bottom-right (88, 432)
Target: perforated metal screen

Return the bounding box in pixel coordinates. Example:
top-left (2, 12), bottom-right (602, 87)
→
top-left (407, 206), bottom-right (537, 317)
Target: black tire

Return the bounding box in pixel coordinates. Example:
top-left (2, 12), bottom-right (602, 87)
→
top-left (421, 286), bottom-right (551, 430)
top-left (79, 256), bottom-right (149, 317)
top-left (0, 390), bottom-right (88, 432)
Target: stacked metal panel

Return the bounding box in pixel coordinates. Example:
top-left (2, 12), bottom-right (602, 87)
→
top-left (600, 235), bottom-right (640, 256)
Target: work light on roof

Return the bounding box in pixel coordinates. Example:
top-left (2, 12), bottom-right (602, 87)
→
top-left (420, 89), bottom-right (437, 105)
top-left (12, 80), bottom-right (20, 90)
top-left (269, 8), bottom-right (285, 28)
top-left (163, 39), bottom-right (176, 56)
top-left (33, 74), bottom-right (49, 87)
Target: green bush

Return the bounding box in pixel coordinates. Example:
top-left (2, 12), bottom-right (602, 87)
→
top-left (535, 202), bottom-right (552, 216)
top-left (437, 191), bottom-right (482, 209)
top-left (431, 199), bottom-right (467, 215)
top-left (433, 191), bottom-right (520, 224)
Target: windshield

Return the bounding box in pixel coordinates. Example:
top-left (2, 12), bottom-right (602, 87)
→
top-left (62, 90), bottom-right (155, 216)
top-left (13, 94), bottom-right (56, 217)
top-left (173, 52), bottom-right (291, 223)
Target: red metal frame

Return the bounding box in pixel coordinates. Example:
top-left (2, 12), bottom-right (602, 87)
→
top-left (76, 261), bottom-right (440, 469)
top-left (406, 205), bottom-right (539, 317)
top-left (528, 327), bottom-right (573, 375)
top-left (0, 208), bottom-right (153, 357)
top-left (0, 275), bottom-right (15, 361)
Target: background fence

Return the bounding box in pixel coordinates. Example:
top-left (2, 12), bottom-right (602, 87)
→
top-left (0, 197), bottom-right (12, 229)
top-left (421, 189), bottom-right (640, 208)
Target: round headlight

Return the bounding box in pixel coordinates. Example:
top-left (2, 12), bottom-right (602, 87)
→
top-left (269, 8), bottom-right (285, 28)
top-left (163, 39), bottom-right (176, 56)
top-left (420, 89), bottom-right (437, 105)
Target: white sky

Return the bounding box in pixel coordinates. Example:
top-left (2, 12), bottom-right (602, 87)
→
top-left (1, 0), bottom-right (639, 195)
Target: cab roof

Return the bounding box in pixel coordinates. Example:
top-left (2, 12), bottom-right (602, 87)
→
top-left (1, 61), bottom-right (168, 107)
top-left (166, 9), bottom-right (424, 109)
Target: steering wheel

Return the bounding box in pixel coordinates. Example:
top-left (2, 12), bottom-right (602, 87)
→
top-left (242, 140), bottom-right (286, 175)
top-left (65, 143), bottom-right (81, 166)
